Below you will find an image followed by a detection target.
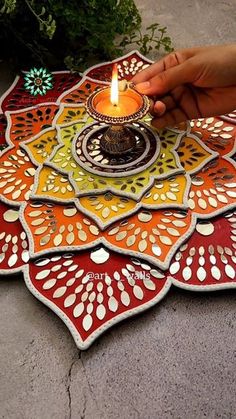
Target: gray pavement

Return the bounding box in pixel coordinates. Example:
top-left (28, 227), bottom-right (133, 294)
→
top-left (0, 1), bottom-right (236, 418)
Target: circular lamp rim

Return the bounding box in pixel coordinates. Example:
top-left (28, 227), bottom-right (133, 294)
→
top-left (86, 86), bottom-right (150, 125)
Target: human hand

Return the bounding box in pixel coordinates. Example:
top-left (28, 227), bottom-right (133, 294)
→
top-left (132, 45), bottom-right (236, 128)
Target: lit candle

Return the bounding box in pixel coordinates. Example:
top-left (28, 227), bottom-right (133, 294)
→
top-left (95, 64), bottom-right (141, 117)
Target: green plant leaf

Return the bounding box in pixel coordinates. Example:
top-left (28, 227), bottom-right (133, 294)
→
top-left (0, 0), bottom-right (173, 70)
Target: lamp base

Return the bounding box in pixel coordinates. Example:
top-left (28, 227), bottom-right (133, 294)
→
top-left (100, 125), bottom-right (136, 155)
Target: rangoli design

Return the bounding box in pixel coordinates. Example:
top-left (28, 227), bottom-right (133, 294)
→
top-left (0, 51), bottom-right (235, 349)
top-left (24, 68), bottom-right (54, 96)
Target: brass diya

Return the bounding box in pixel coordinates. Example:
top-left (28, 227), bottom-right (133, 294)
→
top-left (86, 86), bottom-right (150, 155)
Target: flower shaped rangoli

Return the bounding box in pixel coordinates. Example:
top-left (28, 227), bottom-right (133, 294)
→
top-left (0, 50), bottom-right (236, 349)
top-left (24, 68), bottom-right (53, 96)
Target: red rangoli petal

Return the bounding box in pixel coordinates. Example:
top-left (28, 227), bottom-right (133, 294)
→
top-left (1, 72), bottom-right (81, 112)
top-left (188, 157), bottom-right (236, 216)
top-left (168, 211), bottom-right (236, 288)
top-left (0, 202), bottom-right (29, 272)
top-left (27, 248), bottom-right (169, 348)
top-left (85, 51), bottom-right (152, 82)
top-left (190, 117), bottom-right (236, 156)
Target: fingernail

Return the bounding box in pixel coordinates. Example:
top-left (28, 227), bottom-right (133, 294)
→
top-left (136, 81), bottom-right (150, 92)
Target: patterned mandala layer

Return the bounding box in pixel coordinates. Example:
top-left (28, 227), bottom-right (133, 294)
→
top-left (0, 51), bottom-right (235, 349)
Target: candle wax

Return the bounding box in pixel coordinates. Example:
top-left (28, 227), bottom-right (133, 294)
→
top-left (95, 96), bottom-right (140, 117)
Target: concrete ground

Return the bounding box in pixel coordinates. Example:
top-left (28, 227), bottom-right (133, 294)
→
top-left (0, 1), bottom-right (236, 418)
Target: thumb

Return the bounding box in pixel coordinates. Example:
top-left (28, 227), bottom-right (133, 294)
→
top-left (135, 60), bottom-right (195, 96)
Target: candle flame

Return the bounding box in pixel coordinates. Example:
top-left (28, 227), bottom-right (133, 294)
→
top-left (111, 63), bottom-right (119, 106)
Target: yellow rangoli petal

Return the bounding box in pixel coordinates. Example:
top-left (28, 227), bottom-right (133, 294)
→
top-left (34, 166), bottom-right (75, 200)
top-left (142, 174), bottom-right (188, 206)
top-left (23, 129), bottom-right (58, 165)
top-left (177, 134), bottom-right (217, 174)
top-left (55, 105), bottom-right (89, 125)
top-left (50, 122), bottom-right (86, 172)
top-left (78, 193), bottom-right (137, 228)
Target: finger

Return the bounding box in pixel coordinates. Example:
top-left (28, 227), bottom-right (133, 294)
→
top-left (152, 101), bottom-right (166, 116)
top-left (135, 60), bottom-right (195, 96)
top-left (148, 98), bottom-right (165, 114)
top-left (132, 47), bottom-right (201, 85)
top-left (158, 95), bottom-right (176, 111)
top-left (132, 60), bottom-right (166, 85)
top-left (149, 98), bottom-right (154, 113)
top-left (150, 96), bottom-right (176, 117)
top-left (151, 108), bottom-right (188, 129)
top-left (132, 50), bottom-right (187, 84)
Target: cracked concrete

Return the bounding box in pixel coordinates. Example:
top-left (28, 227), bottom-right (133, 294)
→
top-left (0, 1), bottom-right (236, 418)
top-left (66, 357), bottom-right (76, 419)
